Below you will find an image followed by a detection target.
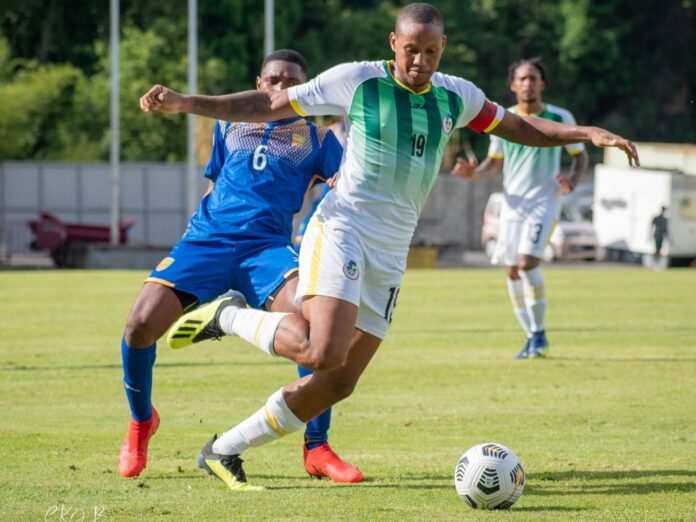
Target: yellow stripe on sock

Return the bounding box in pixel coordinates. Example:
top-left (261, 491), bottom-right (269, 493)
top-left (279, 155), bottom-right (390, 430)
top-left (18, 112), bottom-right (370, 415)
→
top-left (264, 407), bottom-right (287, 436)
top-left (307, 220), bottom-right (325, 295)
top-left (526, 286), bottom-right (545, 300)
top-left (253, 315), bottom-right (268, 347)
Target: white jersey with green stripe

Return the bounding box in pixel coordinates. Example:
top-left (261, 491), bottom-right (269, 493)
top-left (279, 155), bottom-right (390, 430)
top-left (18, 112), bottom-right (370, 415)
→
top-left (288, 60), bottom-right (503, 255)
top-left (488, 104), bottom-right (585, 201)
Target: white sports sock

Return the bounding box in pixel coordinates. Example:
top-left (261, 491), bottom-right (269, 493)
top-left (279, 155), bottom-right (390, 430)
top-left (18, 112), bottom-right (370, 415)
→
top-left (219, 307), bottom-right (288, 356)
top-left (519, 267), bottom-right (546, 332)
top-left (506, 277), bottom-right (532, 338)
top-left (212, 388), bottom-right (305, 455)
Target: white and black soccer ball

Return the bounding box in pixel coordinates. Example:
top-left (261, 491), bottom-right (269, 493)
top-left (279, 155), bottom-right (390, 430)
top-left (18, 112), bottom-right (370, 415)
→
top-left (454, 442), bottom-right (525, 510)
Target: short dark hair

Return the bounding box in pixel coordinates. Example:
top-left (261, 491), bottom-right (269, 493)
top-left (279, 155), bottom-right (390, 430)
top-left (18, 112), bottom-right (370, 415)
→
top-left (396, 2), bottom-right (444, 32)
top-left (508, 57), bottom-right (547, 85)
top-left (261, 49), bottom-right (308, 76)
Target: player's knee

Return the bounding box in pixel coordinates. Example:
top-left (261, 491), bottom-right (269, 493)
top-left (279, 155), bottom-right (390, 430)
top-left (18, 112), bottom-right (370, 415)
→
top-left (518, 258), bottom-right (540, 272)
top-left (300, 342), bottom-right (347, 372)
top-left (506, 266), bottom-right (520, 279)
top-left (124, 310), bottom-right (158, 348)
top-left (301, 353), bottom-right (345, 372)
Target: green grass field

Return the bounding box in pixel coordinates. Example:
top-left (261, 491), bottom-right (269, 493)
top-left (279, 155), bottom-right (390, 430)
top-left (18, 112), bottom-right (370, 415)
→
top-left (1, 268), bottom-right (695, 521)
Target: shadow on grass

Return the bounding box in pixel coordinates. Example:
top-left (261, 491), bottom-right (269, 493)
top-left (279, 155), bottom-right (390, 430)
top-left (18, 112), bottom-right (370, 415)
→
top-left (142, 469), bottom-right (696, 496)
top-left (0, 360), bottom-right (281, 372)
top-left (264, 478), bottom-right (453, 491)
top-left (404, 326), bottom-right (696, 335)
top-left (529, 469), bottom-right (696, 481)
top-left (553, 357), bottom-right (696, 363)
top-left (147, 473), bottom-right (205, 480)
top-left (512, 506), bottom-right (589, 512)
top-left (148, 472), bottom-right (454, 490)
top-left (525, 469), bottom-right (696, 496)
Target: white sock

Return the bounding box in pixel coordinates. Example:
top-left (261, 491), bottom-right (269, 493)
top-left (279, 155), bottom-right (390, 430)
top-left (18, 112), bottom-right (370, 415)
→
top-left (519, 267), bottom-right (546, 332)
top-left (219, 307), bottom-right (288, 356)
top-left (506, 277), bottom-right (532, 338)
top-left (212, 388), bottom-right (305, 455)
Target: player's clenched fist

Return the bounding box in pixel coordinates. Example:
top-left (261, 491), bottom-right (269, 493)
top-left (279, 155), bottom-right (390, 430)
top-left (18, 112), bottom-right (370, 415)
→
top-left (450, 157), bottom-right (477, 180)
top-left (140, 85), bottom-right (184, 114)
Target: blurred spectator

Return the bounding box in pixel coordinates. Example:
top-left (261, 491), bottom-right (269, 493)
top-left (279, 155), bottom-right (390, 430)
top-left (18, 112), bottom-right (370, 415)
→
top-left (651, 206), bottom-right (669, 269)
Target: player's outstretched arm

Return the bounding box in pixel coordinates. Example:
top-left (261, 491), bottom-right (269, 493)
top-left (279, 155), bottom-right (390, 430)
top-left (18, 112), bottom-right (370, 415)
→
top-left (493, 111), bottom-right (640, 167)
top-left (139, 85), bottom-right (298, 122)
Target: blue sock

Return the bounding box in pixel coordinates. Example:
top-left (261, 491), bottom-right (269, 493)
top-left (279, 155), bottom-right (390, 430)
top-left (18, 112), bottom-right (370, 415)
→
top-left (297, 365), bottom-right (331, 449)
top-left (121, 338), bottom-right (156, 422)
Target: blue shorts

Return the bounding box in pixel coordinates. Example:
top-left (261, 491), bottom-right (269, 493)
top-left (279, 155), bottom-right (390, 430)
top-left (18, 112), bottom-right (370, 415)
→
top-left (146, 238), bottom-right (299, 309)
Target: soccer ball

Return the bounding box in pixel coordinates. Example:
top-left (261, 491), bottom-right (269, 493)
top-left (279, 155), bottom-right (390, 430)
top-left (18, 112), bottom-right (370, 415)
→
top-left (454, 442), bottom-right (525, 510)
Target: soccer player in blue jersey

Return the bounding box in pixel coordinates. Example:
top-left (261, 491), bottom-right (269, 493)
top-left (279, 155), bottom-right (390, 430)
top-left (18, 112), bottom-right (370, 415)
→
top-left (119, 49), bottom-right (363, 485)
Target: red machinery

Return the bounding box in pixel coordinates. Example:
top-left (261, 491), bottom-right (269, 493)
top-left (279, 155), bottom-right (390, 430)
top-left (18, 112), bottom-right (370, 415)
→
top-left (27, 212), bottom-right (135, 267)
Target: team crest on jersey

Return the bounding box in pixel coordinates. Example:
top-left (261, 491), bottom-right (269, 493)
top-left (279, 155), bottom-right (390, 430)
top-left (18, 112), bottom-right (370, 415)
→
top-left (156, 257), bottom-right (175, 272)
top-left (442, 114), bottom-right (454, 134)
top-left (343, 260), bottom-right (360, 280)
top-left (291, 132), bottom-right (306, 148)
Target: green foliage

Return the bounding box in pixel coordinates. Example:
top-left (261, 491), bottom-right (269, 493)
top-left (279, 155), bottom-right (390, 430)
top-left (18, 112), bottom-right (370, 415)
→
top-left (0, 59), bottom-right (83, 159)
top-left (0, 0), bottom-right (693, 161)
top-left (1, 269), bottom-right (695, 519)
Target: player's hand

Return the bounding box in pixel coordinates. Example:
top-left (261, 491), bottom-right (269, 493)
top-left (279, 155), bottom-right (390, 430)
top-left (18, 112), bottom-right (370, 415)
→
top-left (326, 176), bottom-right (338, 189)
top-left (140, 85), bottom-right (185, 114)
top-left (588, 128), bottom-right (640, 167)
top-left (451, 157), bottom-right (477, 180)
top-left (556, 174), bottom-right (576, 194)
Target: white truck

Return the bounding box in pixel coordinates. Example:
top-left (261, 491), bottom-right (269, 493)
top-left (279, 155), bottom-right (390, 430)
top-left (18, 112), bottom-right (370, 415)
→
top-left (594, 144), bottom-right (696, 265)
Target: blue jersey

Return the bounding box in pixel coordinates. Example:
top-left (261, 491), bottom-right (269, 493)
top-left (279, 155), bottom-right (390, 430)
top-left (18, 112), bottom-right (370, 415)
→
top-left (185, 117), bottom-right (343, 242)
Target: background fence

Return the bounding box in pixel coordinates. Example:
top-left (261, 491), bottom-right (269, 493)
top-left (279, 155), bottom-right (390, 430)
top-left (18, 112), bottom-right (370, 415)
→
top-left (0, 161), bottom-right (501, 264)
top-left (0, 162), bottom-right (209, 260)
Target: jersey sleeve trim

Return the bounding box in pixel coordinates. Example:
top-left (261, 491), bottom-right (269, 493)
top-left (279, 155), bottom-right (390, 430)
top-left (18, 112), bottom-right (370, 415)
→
top-left (482, 106), bottom-right (504, 133)
top-left (488, 152), bottom-right (504, 159)
top-left (289, 98), bottom-right (307, 117)
top-left (467, 100), bottom-right (504, 134)
top-left (302, 174), bottom-right (328, 201)
top-left (567, 148), bottom-right (584, 156)
top-left (144, 277), bottom-right (175, 289)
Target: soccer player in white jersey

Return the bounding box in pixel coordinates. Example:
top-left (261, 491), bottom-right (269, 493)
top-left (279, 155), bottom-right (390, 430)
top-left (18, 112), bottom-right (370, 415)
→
top-left (140, 3), bottom-right (638, 489)
top-left (453, 58), bottom-right (588, 359)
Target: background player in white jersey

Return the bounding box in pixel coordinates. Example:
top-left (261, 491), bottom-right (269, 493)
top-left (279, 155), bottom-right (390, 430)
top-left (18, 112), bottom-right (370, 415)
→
top-left (140, 3), bottom-right (638, 488)
top-left (453, 58), bottom-right (588, 359)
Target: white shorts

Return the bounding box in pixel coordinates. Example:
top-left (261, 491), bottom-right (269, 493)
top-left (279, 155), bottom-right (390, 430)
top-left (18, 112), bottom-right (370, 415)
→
top-left (296, 215), bottom-right (406, 339)
top-left (492, 195), bottom-right (560, 266)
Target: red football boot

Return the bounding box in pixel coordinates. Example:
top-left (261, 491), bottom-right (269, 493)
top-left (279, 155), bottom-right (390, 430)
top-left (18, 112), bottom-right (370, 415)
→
top-left (303, 443), bottom-right (364, 483)
top-left (118, 407), bottom-right (160, 478)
